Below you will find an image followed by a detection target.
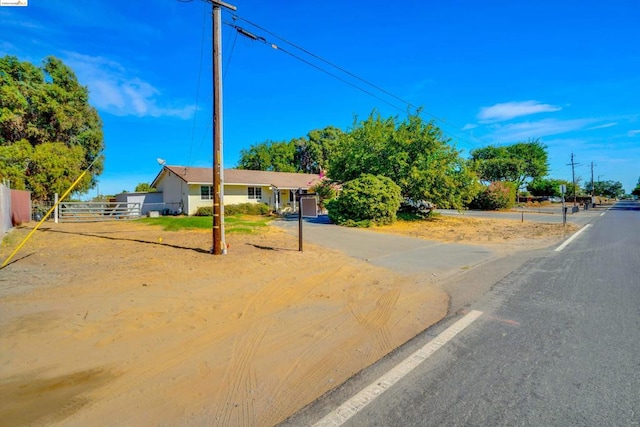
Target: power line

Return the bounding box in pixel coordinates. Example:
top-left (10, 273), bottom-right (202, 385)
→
top-left (223, 22), bottom-right (408, 113)
top-left (223, 29), bottom-right (239, 81)
top-left (231, 14), bottom-right (491, 150)
top-left (232, 14), bottom-right (418, 111)
top-left (223, 21), bottom-right (487, 150)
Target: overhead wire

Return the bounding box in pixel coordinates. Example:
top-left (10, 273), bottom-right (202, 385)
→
top-left (227, 14), bottom-right (486, 150)
top-left (178, 2), bottom-right (490, 151)
top-left (224, 22), bottom-right (408, 114)
top-left (223, 30), bottom-right (238, 81)
top-left (223, 19), bottom-right (487, 150)
top-left (232, 14), bottom-right (418, 111)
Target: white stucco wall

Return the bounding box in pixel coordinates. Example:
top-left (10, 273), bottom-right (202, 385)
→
top-left (224, 184), bottom-right (269, 205)
top-left (156, 172), bottom-right (302, 215)
top-left (187, 184), bottom-right (213, 215)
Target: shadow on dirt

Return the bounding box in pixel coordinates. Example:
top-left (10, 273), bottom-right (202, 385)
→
top-left (34, 227), bottom-right (212, 254)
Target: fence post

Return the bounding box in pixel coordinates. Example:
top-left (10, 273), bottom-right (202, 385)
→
top-left (54, 193), bottom-right (59, 223)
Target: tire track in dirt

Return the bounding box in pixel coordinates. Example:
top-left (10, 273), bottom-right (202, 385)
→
top-left (257, 313), bottom-right (353, 426)
top-left (258, 286), bottom-right (403, 426)
top-left (211, 264), bottom-right (351, 425)
top-left (83, 266), bottom-right (320, 420)
top-left (212, 320), bottom-right (273, 427)
top-left (364, 287), bottom-right (401, 352)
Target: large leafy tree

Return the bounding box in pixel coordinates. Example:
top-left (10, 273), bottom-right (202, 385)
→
top-left (0, 55), bottom-right (104, 200)
top-left (328, 112), bottom-right (478, 209)
top-left (470, 139), bottom-right (548, 190)
top-left (295, 126), bottom-right (343, 174)
top-left (527, 178), bottom-right (577, 197)
top-left (236, 140), bottom-right (297, 172)
top-left (237, 125), bottom-right (343, 174)
top-left (584, 180), bottom-right (625, 198)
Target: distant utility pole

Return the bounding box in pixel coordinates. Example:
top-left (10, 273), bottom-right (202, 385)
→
top-left (567, 153), bottom-right (580, 206)
top-left (207, 0), bottom-right (236, 255)
top-left (590, 161), bottom-right (596, 197)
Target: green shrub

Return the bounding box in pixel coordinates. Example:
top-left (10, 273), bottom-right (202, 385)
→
top-left (224, 203), bottom-right (269, 216)
top-left (194, 203), bottom-right (269, 216)
top-left (469, 181), bottom-right (516, 210)
top-left (195, 206), bottom-right (213, 216)
top-left (327, 174), bottom-right (401, 227)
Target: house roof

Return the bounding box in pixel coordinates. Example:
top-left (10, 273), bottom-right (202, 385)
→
top-left (153, 166), bottom-right (322, 190)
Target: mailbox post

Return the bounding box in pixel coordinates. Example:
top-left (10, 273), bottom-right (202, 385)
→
top-left (296, 189), bottom-right (318, 252)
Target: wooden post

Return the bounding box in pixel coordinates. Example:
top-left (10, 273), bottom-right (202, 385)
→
top-left (210, 0), bottom-right (236, 255)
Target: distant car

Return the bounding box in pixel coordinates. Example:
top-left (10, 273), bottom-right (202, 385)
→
top-left (549, 197), bottom-right (562, 203)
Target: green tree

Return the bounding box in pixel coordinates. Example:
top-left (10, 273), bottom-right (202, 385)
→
top-left (527, 178), bottom-right (576, 197)
top-left (135, 183), bottom-right (156, 192)
top-left (237, 126), bottom-right (343, 174)
top-left (326, 174), bottom-right (401, 227)
top-left (295, 126), bottom-right (343, 174)
top-left (328, 112), bottom-right (478, 209)
top-left (470, 139), bottom-right (549, 191)
top-left (236, 140), bottom-right (297, 172)
top-left (584, 180), bottom-right (624, 198)
top-left (0, 55), bottom-right (104, 200)
top-left (632, 177), bottom-right (640, 197)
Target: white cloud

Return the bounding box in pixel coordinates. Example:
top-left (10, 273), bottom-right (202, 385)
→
top-left (628, 129), bottom-right (640, 136)
top-left (478, 100), bottom-right (562, 122)
top-left (488, 118), bottom-right (595, 143)
top-left (462, 123), bottom-right (478, 131)
top-left (587, 122), bottom-right (617, 130)
top-left (63, 52), bottom-right (195, 119)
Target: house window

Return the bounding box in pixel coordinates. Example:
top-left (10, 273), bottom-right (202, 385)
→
top-left (248, 187), bottom-right (262, 200)
top-left (201, 186), bottom-right (213, 200)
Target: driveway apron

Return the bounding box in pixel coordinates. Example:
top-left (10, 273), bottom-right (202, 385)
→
top-left (274, 216), bottom-right (495, 277)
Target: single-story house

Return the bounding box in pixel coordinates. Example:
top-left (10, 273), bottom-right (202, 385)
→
top-left (150, 166), bottom-right (322, 215)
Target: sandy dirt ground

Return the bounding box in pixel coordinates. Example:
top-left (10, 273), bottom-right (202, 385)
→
top-left (373, 215), bottom-right (579, 255)
top-left (0, 216), bottom-right (575, 426)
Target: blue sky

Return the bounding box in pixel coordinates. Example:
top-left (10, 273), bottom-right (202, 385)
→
top-left (2, 0), bottom-right (639, 196)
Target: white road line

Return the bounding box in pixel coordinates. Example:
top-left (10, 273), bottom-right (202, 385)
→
top-left (600, 211), bottom-right (606, 216)
top-left (555, 224), bottom-right (592, 252)
top-left (312, 310), bottom-right (483, 427)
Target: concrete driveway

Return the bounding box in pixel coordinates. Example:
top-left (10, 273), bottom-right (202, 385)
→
top-left (274, 216), bottom-right (495, 278)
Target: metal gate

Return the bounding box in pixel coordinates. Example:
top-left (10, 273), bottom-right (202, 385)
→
top-left (58, 201), bottom-right (141, 222)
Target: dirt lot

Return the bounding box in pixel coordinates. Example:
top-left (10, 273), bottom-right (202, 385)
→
top-left (0, 216), bottom-right (576, 426)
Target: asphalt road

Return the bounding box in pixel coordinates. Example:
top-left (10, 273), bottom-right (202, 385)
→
top-left (438, 205), bottom-right (603, 225)
top-left (283, 200), bottom-right (640, 426)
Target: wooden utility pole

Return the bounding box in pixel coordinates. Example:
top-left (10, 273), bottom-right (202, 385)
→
top-left (567, 153), bottom-right (579, 206)
top-left (209, 0), bottom-right (236, 255)
top-left (590, 161), bottom-right (596, 196)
